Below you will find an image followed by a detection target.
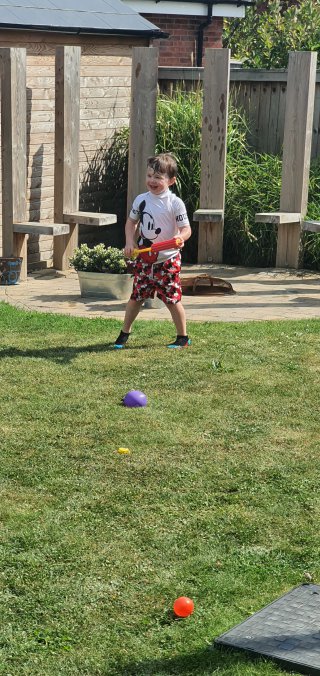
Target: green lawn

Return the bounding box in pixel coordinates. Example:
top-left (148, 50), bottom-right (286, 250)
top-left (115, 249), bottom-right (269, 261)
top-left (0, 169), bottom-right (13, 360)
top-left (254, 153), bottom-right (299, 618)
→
top-left (0, 302), bottom-right (320, 676)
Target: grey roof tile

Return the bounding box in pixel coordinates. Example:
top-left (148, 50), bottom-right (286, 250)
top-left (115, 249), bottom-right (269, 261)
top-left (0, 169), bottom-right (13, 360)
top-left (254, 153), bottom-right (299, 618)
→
top-left (0, 0), bottom-right (162, 35)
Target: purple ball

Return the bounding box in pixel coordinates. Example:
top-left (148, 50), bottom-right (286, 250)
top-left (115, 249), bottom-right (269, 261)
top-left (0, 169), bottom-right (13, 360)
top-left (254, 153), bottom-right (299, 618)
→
top-left (123, 390), bottom-right (147, 408)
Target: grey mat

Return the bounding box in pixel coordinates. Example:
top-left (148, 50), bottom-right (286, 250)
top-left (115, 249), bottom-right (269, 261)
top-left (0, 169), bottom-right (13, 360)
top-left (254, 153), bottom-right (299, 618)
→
top-left (215, 584), bottom-right (320, 675)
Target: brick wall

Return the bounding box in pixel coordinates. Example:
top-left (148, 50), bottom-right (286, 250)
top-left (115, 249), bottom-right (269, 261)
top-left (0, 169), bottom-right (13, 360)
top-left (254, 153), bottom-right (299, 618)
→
top-left (145, 14), bottom-right (223, 66)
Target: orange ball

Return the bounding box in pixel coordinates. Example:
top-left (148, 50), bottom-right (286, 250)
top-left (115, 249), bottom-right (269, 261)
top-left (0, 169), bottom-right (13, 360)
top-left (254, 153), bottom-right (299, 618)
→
top-left (173, 596), bottom-right (194, 618)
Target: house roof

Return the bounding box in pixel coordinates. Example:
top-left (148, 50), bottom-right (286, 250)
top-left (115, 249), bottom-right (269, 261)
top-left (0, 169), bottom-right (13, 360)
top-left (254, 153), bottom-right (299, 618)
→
top-left (0, 0), bottom-right (166, 37)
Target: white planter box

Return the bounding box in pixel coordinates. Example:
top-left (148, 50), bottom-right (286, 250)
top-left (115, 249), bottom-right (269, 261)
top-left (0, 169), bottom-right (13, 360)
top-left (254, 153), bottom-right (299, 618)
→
top-left (78, 271), bottom-right (133, 300)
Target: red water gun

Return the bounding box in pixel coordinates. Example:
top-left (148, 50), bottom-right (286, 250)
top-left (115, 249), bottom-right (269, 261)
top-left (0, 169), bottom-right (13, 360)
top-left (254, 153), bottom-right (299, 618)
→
top-left (131, 236), bottom-right (183, 259)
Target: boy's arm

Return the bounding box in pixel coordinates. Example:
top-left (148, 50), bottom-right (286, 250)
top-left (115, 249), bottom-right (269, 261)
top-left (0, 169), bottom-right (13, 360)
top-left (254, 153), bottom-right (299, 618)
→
top-left (173, 196), bottom-right (192, 245)
top-left (124, 216), bottom-right (139, 257)
top-left (178, 223), bottom-right (192, 244)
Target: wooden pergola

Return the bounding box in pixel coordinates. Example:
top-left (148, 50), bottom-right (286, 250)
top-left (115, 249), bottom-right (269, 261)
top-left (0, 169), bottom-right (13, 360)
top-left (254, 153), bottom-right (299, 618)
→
top-left (2, 45), bottom-right (319, 277)
top-left (0, 45), bottom-right (117, 279)
top-left (256, 51), bottom-right (320, 268)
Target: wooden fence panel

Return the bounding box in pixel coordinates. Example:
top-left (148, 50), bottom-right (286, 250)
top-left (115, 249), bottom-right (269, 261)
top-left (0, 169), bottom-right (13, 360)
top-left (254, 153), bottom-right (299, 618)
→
top-left (158, 67), bottom-right (320, 159)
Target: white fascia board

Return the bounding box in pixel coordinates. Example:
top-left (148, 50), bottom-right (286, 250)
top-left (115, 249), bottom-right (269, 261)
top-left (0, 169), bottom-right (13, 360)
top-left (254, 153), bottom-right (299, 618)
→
top-left (122, 1), bottom-right (246, 18)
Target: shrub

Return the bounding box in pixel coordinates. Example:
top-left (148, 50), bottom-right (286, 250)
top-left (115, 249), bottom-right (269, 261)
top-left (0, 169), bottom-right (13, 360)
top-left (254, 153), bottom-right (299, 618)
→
top-left (223, 0), bottom-right (320, 69)
top-left (69, 244), bottom-right (128, 274)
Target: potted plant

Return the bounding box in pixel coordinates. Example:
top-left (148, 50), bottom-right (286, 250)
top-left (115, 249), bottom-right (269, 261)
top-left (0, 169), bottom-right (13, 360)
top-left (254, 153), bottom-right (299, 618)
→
top-left (0, 257), bottom-right (23, 285)
top-left (69, 243), bottom-right (133, 300)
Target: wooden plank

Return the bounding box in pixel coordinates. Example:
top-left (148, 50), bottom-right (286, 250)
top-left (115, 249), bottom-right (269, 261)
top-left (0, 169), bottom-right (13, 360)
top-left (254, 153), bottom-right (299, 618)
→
top-left (274, 82), bottom-right (287, 155)
top-left (0, 29), bottom-right (148, 49)
top-left (28, 122), bottom-right (54, 134)
top-left (158, 67), bottom-right (288, 84)
top-left (80, 66), bottom-right (132, 77)
top-left (277, 52), bottom-right (317, 268)
top-left (29, 208), bottom-right (54, 220)
top-left (80, 106), bottom-right (129, 119)
top-left (199, 49), bottom-right (229, 213)
top-left (230, 69), bottom-right (288, 83)
top-left (80, 97), bottom-right (130, 110)
top-left (80, 118), bottom-right (129, 130)
top-left (81, 76), bottom-right (131, 88)
top-left (280, 52), bottom-right (317, 214)
top-left (13, 222), bottom-right (69, 235)
top-left (198, 48), bottom-right (230, 263)
top-left (158, 67), bottom-right (203, 82)
top-left (301, 220), bottom-right (320, 232)
top-left (127, 46), bottom-right (158, 212)
top-left (267, 82), bottom-right (281, 155)
top-left (193, 209), bottom-right (223, 222)
top-left (0, 48), bottom-right (28, 278)
top-left (27, 187), bottom-right (55, 201)
top-left (312, 82), bottom-right (320, 159)
top-left (198, 222), bottom-right (224, 264)
top-left (255, 212), bottom-right (301, 224)
top-left (54, 46), bottom-right (81, 271)
top-left (256, 82), bottom-right (272, 154)
top-left (79, 86), bottom-right (130, 98)
top-left (247, 81), bottom-right (261, 150)
top-left (63, 211), bottom-right (117, 226)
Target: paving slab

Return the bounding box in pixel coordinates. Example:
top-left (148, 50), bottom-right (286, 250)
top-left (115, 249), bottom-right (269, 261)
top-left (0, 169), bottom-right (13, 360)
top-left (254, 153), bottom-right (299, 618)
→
top-left (0, 264), bottom-right (320, 322)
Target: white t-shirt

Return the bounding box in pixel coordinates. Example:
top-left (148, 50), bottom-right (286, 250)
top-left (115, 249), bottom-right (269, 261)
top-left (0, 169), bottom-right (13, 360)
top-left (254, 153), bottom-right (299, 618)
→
top-left (129, 189), bottom-right (190, 262)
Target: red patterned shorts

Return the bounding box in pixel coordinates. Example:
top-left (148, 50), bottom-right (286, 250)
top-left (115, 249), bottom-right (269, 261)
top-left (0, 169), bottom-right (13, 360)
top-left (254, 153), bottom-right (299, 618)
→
top-left (130, 253), bottom-right (182, 304)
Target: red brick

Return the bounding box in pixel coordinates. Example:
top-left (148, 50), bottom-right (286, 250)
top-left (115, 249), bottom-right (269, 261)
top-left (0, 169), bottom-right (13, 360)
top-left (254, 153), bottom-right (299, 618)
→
top-left (142, 13), bottom-right (223, 65)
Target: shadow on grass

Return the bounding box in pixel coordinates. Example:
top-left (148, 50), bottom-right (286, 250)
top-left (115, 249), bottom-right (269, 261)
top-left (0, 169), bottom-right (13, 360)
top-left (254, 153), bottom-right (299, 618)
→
top-left (0, 342), bottom-right (149, 364)
top-left (112, 645), bottom-right (266, 676)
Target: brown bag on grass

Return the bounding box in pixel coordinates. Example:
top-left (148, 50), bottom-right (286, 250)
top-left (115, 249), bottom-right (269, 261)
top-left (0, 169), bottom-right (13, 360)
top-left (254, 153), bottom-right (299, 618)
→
top-left (181, 274), bottom-right (235, 296)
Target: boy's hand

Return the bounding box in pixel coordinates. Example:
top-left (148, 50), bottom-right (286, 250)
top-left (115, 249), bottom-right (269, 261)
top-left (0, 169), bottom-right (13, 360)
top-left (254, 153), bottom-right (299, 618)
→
top-left (124, 243), bottom-right (135, 258)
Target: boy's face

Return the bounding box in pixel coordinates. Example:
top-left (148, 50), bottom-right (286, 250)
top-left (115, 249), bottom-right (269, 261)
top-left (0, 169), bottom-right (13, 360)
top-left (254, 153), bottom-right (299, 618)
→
top-left (146, 167), bottom-right (176, 195)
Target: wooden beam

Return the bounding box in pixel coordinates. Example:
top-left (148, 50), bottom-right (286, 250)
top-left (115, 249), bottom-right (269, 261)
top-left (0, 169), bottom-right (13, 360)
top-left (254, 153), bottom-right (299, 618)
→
top-left (301, 220), bottom-right (320, 233)
top-left (255, 212), bottom-right (301, 225)
top-left (63, 211), bottom-right (117, 226)
top-left (127, 47), bottom-right (158, 213)
top-left (277, 51), bottom-right (317, 268)
top-left (54, 46), bottom-right (81, 271)
top-left (193, 209), bottom-right (223, 222)
top-left (0, 48), bottom-right (28, 279)
top-left (14, 222), bottom-right (70, 236)
top-left (197, 49), bottom-right (230, 263)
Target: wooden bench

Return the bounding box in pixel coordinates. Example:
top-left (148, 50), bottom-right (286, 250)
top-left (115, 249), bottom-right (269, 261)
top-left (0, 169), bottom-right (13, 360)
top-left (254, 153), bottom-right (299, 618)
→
top-left (193, 209), bottom-right (224, 223)
top-left (254, 52), bottom-right (317, 269)
top-left (255, 212), bottom-right (301, 225)
top-left (194, 49), bottom-right (230, 263)
top-left (301, 220), bottom-right (320, 233)
top-left (13, 222), bottom-right (70, 236)
top-left (63, 211), bottom-right (117, 227)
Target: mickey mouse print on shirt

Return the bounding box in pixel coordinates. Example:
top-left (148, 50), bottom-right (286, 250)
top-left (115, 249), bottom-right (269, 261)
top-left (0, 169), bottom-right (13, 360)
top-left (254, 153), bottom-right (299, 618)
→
top-left (130, 188), bottom-right (189, 263)
top-left (137, 199), bottom-right (161, 249)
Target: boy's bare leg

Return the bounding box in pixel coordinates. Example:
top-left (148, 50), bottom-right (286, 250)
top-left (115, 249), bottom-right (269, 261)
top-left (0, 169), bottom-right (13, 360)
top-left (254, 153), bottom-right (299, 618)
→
top-left (123, 299), bottom-right (144, 333)
top-left (166, 301), bottom-right (187, 336)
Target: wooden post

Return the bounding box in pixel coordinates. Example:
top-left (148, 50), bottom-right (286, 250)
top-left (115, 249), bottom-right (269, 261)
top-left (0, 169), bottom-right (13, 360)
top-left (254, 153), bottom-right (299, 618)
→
top-left (0, 48), bottom-right (28, 279)
top-left (276, 51), bottom-right (317, 268)
top-left (127, 47), bottom-right (158, 213)
top-left (54, 46), bottom-right (81, 271)
top-left (197, 48), bottom-right (230, 263)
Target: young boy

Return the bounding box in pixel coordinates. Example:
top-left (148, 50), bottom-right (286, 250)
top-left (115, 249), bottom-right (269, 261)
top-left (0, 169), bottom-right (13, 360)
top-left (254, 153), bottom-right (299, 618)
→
top-left (114, 153), bottom-right (192, 349)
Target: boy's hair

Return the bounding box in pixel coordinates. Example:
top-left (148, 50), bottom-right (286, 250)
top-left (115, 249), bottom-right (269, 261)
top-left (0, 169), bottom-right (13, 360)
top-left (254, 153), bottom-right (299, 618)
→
top-left (147, 153), bottom-right (177, 179)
